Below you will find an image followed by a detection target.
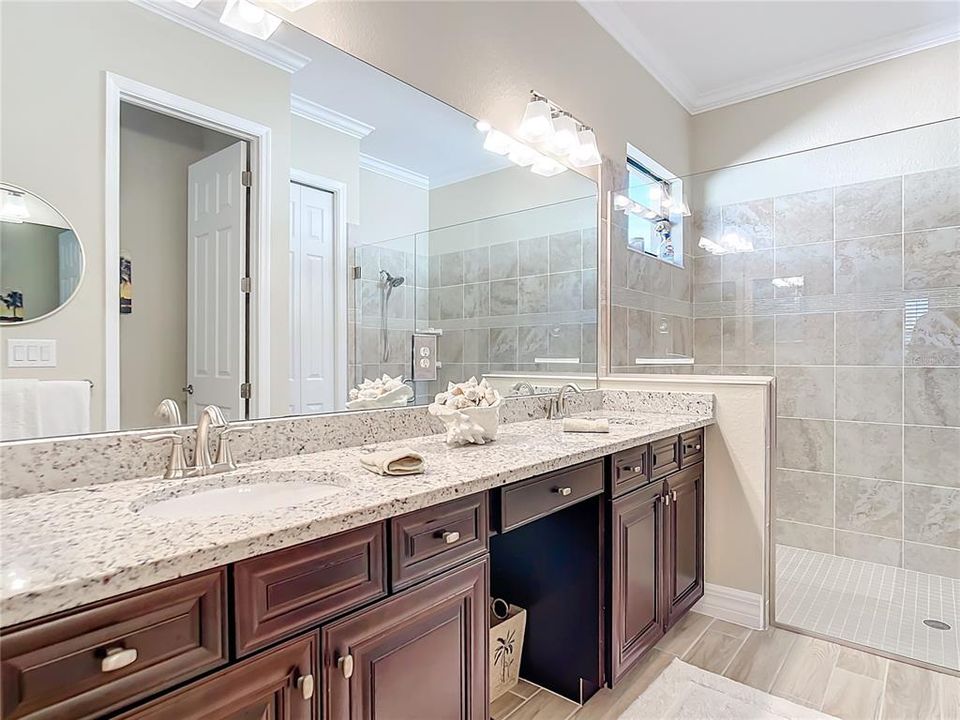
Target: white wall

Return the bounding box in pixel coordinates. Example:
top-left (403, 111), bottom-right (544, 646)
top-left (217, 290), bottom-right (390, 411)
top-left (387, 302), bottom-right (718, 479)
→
top-left (274, 1), bottom-right (693, 180)
top-left (691, 42), bottom-right (960, 173)
top-left (357, 169), bottom-right (430, 249)
top-left (0, 0), bottom-right (293, 427)
top-left (291, 115), bottom-right (361, 224)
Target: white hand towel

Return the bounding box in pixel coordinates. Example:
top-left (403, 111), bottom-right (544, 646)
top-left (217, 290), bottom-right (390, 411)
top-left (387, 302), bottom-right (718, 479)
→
top-left (562, 417), bottom-right (610, 433)
top-left (360, 447), bottom-right (425, 476)
top-left (0, 379), bottom-right (41, 440)
top-left (38, 381), bottom-right (91, 438)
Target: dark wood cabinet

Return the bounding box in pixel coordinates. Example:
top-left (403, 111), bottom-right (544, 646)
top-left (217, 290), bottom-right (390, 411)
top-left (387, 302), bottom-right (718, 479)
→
top-left (323, 556), bottom-right (488, 720)
top-left (609, 481), bottom-right (666, 684)
top-left (497, 459), bottom-right (603, 532)
top-left (665, 464), bottom-right (705, 626)
top-left (116, 631), bottom-right (317, 720)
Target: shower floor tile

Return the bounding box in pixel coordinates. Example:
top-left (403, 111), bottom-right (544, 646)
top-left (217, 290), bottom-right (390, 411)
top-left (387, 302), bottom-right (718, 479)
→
top-left (776, 545), bottom-right (959, 671)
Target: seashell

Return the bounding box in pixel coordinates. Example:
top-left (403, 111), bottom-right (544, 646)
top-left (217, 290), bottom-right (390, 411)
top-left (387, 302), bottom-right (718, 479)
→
top-left (484, 387), bottom-right (497, 404)
top-left (463, 387), bottom-right (481, 402)
top-left (434, 392), bottom-right (449, 404)
top-left (445, 395), bottom-right (460, 408)
top-left (455, 396), bottom-right (472, 409)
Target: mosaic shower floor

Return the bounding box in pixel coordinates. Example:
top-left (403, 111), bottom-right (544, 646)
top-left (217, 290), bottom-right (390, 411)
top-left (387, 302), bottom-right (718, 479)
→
top-left (776, 545), bottom-right (959, 671)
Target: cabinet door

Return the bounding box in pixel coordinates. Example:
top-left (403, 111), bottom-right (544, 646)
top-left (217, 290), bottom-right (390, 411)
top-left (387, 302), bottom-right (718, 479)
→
top-left (609, 482), bottom-right (666, 684)
top-left (116, 632), bottom-right (317, 720)
top-left (323, 557), bottom-right (488, 720)
top-left (665, 463), bottom-right (704, 627)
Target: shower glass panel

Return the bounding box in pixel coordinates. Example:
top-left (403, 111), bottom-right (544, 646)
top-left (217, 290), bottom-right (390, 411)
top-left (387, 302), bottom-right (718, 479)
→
top-left (608, 118), bottom-right (959, 672)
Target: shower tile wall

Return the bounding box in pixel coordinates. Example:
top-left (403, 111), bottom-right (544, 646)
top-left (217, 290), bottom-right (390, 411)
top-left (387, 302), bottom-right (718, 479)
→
top-left (688, 167), bottom-right (960, 577)
top-left (428, 227), bottom-right (598, 393)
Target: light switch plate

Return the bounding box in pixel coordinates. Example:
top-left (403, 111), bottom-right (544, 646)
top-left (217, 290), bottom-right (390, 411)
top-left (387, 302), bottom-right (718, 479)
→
top-left (7, 339), bottom-right (57, 367)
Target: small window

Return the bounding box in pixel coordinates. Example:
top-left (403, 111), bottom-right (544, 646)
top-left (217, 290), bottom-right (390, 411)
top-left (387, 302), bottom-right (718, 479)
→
top-left (624, 150), bottom-right (685, 268)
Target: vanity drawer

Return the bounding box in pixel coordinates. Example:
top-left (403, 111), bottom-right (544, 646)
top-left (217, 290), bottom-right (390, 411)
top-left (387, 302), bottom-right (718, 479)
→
top-left (650, 436), bottom-right (681, 479)
top-left (391, 494), bottom-right (489, 591)
top-left (233, 522), bottom-right (386, 657)
top-left (498, 460), bottom-right (604, 532)
top-left (680, 429), bottom-right (704, 467)
top-left (0, 569), bottom-right (227, 720)
top-left (609, 444), bottom-right (650, 497)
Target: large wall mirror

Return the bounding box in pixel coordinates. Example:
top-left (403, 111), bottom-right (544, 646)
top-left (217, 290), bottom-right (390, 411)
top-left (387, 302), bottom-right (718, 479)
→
top-left (0, 0), bottom-right (598, 441)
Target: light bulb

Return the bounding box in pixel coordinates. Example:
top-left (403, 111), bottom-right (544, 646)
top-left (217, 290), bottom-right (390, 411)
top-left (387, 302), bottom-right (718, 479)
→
top-left (517, 99), bottom-right (554, 143)
top-left (219, 0), bottom-right (282, 39)
top-left (548, 115), bottom-right (578, 156)
top-left (570, 129), bottom-right (601, 167)
top-left (508, 143), bottom-right (540, 167)
top-left (531, 155), bottom-right (567, 177)
top-left (483, 129), bottom-right (514, 156)
top-left (475, 119), bottom-right (492, 133)
top-left (238, 0), bottom-right (265, 23)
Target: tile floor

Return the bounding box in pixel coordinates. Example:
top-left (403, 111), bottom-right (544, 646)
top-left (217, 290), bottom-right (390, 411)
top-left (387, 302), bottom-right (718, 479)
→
top-left (573, 612), bottom-right (960, 720)
top-left (776, 545), bottom-right (960, 671)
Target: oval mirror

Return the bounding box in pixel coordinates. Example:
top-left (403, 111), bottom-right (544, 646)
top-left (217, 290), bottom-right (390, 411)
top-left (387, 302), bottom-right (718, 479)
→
top-left (0, 183), bottom-right (84, 324)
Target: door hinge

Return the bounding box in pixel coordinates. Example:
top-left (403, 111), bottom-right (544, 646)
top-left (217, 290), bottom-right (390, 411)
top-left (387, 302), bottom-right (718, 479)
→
top-left (351, 266), bottom-right (361, 280)
top-left (241, 170), bottom-right (252, 187)
top-left (240, 382), bottom-right (252, 400)
top-left (240, 277), bottom-right (252, 293)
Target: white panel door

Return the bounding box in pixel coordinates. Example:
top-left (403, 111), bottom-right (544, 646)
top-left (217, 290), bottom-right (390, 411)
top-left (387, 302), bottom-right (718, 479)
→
top-left (187, 142), bottom-right (247, 422)
top-left (289, 181), bottom-right (335, 415)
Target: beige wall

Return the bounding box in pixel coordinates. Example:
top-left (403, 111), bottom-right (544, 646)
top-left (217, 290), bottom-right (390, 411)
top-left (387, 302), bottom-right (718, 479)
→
top-left (691, 42), bottom-right (960, 172)
top-left (291, 116), bottom-right (361, 225)
top-left (118, 105), bottom-right (238, 430)
top-left (0, 0), bottom-right (293, 427)
top-left (274, 1), bottom-right (693, 180)
top-left (0, 223), bottom-right (61, 320)
top-left (358, 169), bottom-right (430, 248)
top-left (600, 376), bottom-right (773, 600)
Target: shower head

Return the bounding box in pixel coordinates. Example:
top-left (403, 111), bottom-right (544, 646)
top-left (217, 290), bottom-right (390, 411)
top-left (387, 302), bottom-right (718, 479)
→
top-left (379, 269), bottom-right (406, 288)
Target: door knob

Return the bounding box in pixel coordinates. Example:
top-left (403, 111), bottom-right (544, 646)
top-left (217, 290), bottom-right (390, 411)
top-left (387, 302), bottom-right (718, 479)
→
top-left (297, 673), bottom-right (315, 700)
top-left (338, 653), bottom-right (354, 679)
top-left (182, 384), bottom-right (194, 395)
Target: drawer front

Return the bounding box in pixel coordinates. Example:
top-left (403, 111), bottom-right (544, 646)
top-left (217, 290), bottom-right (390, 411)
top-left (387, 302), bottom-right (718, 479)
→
top-left (391, 494), bottom-right (489, 591)
top-left (0, 569), bottom-right (227, 720)
top-left (650, 436), bottom-right (681, 479)
top-left (500, 460), bottom-right (604, 532)
top-left (610, 445), bottom-right (650, 497)
top-left (233, 523), bottom-right (386, 657)
top-left (680, 429), bottom-right (704, 467)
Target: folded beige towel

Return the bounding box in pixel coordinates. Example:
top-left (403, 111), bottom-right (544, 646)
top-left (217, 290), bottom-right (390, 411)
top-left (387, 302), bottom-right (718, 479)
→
top-left (360, 447), bottom-right (425, 476)
top-left (562, 418), bottom-right (610, 433)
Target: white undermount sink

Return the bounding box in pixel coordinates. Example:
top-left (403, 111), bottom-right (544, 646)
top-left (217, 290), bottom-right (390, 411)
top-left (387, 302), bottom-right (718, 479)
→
top-left (136, 472), bottom-right (344, 520)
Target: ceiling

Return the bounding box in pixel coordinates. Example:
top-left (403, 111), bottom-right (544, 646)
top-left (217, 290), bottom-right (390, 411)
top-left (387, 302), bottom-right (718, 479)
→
top-left (580, 0), bottom-right (960, 114)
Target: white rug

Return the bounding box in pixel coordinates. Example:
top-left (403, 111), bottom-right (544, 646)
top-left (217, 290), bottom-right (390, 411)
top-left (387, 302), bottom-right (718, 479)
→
top-left (618, 658), bottom-right (837, 720)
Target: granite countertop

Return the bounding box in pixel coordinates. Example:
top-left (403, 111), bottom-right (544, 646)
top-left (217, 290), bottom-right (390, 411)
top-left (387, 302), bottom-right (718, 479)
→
top-left (0, 411), bottom-right (712, 626)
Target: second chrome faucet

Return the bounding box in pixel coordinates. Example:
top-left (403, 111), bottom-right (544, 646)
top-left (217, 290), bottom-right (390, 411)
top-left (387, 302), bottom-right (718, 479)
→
top-left (144, 402), bottom-right (252, 479)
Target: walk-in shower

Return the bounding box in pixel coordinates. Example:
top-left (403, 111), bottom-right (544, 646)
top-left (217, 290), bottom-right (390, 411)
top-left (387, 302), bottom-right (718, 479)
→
top-left (379, 269), bottom-right (405, 363)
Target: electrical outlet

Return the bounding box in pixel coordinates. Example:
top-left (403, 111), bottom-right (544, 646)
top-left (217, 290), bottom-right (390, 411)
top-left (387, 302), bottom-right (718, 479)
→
top-left (7, 339), bottom-right (57, 367)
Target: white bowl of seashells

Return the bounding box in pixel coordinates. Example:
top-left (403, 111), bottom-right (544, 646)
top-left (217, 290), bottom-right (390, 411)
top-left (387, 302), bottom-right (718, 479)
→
top-left (428, 377), bottom-right (502, 445)
top-left (346, 374), bottom-right (413, 410)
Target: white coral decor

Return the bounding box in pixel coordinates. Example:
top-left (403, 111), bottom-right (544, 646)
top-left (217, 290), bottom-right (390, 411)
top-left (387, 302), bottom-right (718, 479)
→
top-left (428, 377), bottom-right (502, 445)
top-left (346, 374), bottom-right (413, 409)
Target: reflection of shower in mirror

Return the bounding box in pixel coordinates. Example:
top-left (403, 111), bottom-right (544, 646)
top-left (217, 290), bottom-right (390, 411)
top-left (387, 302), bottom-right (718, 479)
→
top-left (379, 270), bottom-right (406, 363)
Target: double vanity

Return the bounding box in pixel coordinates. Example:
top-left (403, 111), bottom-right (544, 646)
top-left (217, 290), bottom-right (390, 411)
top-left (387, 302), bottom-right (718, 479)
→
top-left (0, 392), bottom-right (712, 719)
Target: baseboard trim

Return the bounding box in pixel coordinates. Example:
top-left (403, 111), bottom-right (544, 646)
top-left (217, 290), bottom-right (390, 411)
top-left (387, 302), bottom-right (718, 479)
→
top-left (693, 583), bottom-right (764, 630)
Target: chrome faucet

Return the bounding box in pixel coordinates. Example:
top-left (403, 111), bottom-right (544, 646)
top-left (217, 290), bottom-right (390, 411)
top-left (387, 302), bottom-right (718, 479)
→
top-left (547, 382), bottom-right (584, 419)
top-left (511, 381), bottom-right (535, 396)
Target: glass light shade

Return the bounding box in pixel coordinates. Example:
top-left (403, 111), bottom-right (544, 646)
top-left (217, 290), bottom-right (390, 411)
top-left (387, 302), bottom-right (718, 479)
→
top-left (219, 0), bottom-right (282, 39)
top-left (508, 143), bottom-right (541, 167)
top-left (613, 194), bottom-right (631, 211)
top-left (0, 192), bottom-right (29, 223)
top-left (531, 155), bottom-right (568, 177)
top-left (517, 99), bottom-right (554, 143)
top-left (569, 129), bottom-right (601, 167)
top-left (275, 0), bottom-right (317, 9)
top-left (483, 129), bottom-right (514, 155)
top-left (173, 0), bottom-right (202, 7)
top-left (548, 115), bottom-right (578, 155)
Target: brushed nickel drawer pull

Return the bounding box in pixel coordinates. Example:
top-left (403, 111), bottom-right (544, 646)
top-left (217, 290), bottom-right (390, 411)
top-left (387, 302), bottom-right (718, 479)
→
top-left (297, 673), bottom-right (315, 700)
top-left (338, 654), bottom-right (354, 679)
top-left (632, 465), bottom-right (643, 473)
top-left (101, 647), bottom-right (138, 673)
top-left (664, 493), bottom-right (671, 506)
top-left (672, 490), bottom-right (678, 502)
top-left (441, 530), bottom-right (460, 544)
top-left (555, 486), bottom-right (572, 496)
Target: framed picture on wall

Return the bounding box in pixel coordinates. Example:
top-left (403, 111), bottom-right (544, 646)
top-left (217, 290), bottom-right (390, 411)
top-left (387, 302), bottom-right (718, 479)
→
top-left (120, 254), bottom-right (132, 314)
top-left (0, 289), bottom-right (23, 322)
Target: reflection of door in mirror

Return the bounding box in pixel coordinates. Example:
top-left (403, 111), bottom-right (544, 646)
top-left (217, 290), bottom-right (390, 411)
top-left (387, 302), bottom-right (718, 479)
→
top-left (118, 104), bottom-right (249, 430)
top-left (289, 182), bottom-right (336, 415)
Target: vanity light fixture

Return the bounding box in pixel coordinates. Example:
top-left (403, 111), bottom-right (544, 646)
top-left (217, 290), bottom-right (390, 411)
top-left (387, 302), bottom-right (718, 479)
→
top-left (483, 128), bottom-right (515, 155)
top-left (517, 96), bottom-right (555, 143)
top-left (172, 0), bottom-right (202, 7)
top-left (475, 119), bottom-right (492, 133)
top-left (219, 0), bottom-right (282, 40)
top-left (508, 143), bottom-right (541, 168)
top-left (274, 0), bottom-right (318, 9)
top-left (531, 155), bottom-right (568, 177)
top-left (548, 114), bottom-right (579, 156)
top-left (570, 128), bottom-right (601, 168)
top-left (0, 191), bottom-right (29, 223)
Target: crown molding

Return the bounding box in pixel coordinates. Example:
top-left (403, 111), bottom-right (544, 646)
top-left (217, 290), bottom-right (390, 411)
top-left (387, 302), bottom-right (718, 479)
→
top-left (130, 0), bottom-right (310, 74)
top-left (291, 95), bottom-right (375, 138)
top-left (359, 153), bottom-right (430, 190)
top-left (579, 0), bottom-right (960, 115)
